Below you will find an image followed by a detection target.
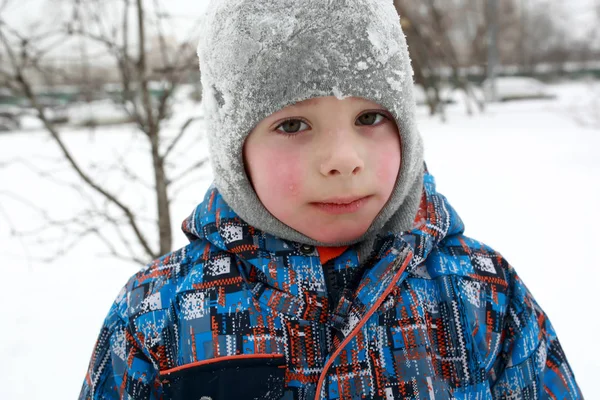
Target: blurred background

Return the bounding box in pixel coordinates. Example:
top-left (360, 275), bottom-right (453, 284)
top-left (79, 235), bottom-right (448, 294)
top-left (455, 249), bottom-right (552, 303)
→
top-left (0, 0), bottom-right (598, 398)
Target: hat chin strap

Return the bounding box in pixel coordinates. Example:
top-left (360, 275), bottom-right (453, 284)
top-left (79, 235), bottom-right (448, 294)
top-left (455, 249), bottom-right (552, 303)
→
top-left (215, 158), bottom-right (424, 250)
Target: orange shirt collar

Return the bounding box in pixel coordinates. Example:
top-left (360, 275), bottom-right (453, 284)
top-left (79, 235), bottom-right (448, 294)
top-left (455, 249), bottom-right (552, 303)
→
top-left (316, 246), bottom-right (349, 265)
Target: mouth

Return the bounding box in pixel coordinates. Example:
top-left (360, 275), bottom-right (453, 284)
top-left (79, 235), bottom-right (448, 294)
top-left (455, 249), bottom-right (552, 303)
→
top-left (311, 195), bottom-right (372, 215)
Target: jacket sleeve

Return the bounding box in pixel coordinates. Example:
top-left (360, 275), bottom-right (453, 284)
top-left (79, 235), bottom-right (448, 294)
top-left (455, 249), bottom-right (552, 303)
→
top-left (79, 295), bottom-right (162, 400)
top-left (490, 265), bottom-right (583, 398)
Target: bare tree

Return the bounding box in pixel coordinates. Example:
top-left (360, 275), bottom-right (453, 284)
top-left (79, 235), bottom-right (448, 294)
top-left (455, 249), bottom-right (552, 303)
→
top-left (574, 0), bottom-right (600, 65)
top-left (394, 0), bottom-right (487, 117)
top-left (0, 0), bottom-right (206, 264)
top-left (393, 0), bottom-right (597, 117)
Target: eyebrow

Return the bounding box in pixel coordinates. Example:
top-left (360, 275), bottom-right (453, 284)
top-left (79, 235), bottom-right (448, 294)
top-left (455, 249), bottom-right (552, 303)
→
top-left (302, 98), bottom-right (321, 106)
top-left (290, 98), bottom-right (320, 108)
top-left (292, 96), bottom-right (374, 108)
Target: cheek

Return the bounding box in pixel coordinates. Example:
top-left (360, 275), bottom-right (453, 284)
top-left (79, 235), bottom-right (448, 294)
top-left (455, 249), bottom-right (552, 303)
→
top-left (374, 136), bottom-right (401, 191)
top-left (269, 151), bottom-right (304, 199)
top-left (246, 143), bottom-right (304, 203)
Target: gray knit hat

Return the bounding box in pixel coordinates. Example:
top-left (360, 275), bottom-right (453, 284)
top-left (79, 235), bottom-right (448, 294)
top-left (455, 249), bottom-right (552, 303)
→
top-left (197, 0), bottom-right (424, 247)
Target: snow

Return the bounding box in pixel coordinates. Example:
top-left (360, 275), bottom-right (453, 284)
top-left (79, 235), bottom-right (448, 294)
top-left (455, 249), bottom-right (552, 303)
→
top-left (67, 100), bottom-right (134, 126)
top-left (0, 81), bottom-right (599, 397)
top-left (482, 76), bottom-right (554, 101)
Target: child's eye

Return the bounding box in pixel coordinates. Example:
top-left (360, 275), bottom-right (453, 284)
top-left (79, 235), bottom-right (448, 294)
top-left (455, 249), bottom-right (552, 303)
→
top-left (276, 119), bottom-right (309, 134)
top-left (356, 112), bottom-right (386, 126)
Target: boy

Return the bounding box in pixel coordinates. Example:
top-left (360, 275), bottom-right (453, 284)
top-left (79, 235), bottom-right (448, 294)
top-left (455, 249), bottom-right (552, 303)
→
top-left (79, 0), bottom-right (582, 399)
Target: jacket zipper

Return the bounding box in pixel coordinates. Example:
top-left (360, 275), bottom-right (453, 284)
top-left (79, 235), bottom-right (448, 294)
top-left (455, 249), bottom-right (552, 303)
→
top-left (313, 255), bottom-right (412, 400)
top-left (323, 259), bottom-right (341, 312)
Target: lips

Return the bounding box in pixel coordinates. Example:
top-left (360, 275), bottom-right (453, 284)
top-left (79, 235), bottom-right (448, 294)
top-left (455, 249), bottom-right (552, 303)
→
top-left (316, 195), bottom-right (368, 205)
top-left (311, 195), bottom-right (371, 215)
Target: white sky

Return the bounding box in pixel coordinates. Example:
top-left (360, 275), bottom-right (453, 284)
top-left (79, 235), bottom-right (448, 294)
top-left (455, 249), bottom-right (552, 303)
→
top-left (1, 0), bottom-right (212, 41)
top-left (4, 0), bottom-right (597, 28)
top-left (2, 0), bottom-right (597, 43)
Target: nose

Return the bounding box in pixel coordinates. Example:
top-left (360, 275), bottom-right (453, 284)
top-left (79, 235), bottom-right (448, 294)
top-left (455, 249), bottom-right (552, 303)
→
top-left (319, 130), bottom-right (364, 177)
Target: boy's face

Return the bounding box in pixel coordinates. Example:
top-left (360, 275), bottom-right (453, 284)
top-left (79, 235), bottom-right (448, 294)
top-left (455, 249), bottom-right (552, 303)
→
top-left (243, 96), bottom-right (401, 244)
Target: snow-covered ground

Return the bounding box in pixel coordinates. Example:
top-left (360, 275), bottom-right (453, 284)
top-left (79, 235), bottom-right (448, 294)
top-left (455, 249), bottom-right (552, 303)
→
top-left (0, 81), bottom-right (598, 398)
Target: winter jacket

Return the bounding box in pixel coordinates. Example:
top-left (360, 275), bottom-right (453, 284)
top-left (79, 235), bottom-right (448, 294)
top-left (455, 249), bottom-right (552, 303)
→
top-left (79, 172), bottom-right (582, 399)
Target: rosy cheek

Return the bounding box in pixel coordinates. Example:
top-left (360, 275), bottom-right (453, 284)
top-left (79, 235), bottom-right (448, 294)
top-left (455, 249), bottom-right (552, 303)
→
top-left (248, 143), bottom-right (304, 217)
top-left (375, 141), bottom-right (401, 189)
top-left (269, 149), bottom-right (303, 199)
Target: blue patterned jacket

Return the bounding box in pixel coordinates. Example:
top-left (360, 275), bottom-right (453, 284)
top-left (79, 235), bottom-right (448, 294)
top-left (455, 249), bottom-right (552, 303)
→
top-left (80, 172), bottom-right (582, 399)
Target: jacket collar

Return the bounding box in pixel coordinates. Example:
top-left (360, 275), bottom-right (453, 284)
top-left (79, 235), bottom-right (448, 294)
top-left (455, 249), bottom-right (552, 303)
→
top-left (181, 171), bottom-right (464, 330)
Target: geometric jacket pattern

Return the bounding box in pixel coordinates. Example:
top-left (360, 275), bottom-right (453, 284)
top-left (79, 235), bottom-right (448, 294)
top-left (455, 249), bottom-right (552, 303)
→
top-left (79, 171), bottom-right (583, 399)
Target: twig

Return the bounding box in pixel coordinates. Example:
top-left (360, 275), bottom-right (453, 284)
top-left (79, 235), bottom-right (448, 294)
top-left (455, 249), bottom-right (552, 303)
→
top-left (0, 201), bottom-right (33, 270)
top-left (162, 116), bottom-right (202, 160)
top-left (167, 159), bottom-right (208, 188)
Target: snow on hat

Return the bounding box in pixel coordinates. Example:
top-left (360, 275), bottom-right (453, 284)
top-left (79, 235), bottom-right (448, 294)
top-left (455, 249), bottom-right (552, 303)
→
top-left (197, 0), bottom-right (424, 247)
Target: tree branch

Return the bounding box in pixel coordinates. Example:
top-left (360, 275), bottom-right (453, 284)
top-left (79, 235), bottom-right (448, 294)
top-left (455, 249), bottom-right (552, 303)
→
top-left (12, 71), bottom-right (157, 258)
top-left (167, 158), bottom-right (208, 189)
top-left (161, 116), bottom-right (202, 160)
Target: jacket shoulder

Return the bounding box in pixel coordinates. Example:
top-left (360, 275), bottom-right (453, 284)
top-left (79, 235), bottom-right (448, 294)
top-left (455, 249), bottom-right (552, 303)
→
top-left (414, 233), bottom-right (515, 325)
top-left (112, 238), bottom-right (250, 372)
top-left (118, 238), bottom-right (232, 322)
top-left (424, 233), bottom-right (512, 284)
